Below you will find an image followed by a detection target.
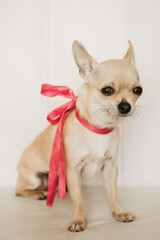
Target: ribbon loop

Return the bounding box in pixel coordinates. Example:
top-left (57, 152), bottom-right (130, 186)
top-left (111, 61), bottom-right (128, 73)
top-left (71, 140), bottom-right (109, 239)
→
top-left (41, 84), bottom-right (76, 99)
top-left (47, 102), bottom-right (70, 125)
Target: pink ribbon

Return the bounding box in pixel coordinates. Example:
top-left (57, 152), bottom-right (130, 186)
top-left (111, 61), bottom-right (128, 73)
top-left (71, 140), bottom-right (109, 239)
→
top-left (41, 84), bottom-right (77, 206)
top-left (41, 84), bottom-right (114, 206)
top-left (76, 111), bottom-right (114, 134)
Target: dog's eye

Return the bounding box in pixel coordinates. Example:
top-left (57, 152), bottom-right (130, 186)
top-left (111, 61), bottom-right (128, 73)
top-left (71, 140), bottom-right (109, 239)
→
top-left (101, 87), bottom-right (114, 96)
top-left (133, 86), bottom-right (143, 95)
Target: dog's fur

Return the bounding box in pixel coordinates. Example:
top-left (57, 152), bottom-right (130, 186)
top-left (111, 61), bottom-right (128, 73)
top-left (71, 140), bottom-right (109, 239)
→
top-left (16, 41), bottom-right (142, 232)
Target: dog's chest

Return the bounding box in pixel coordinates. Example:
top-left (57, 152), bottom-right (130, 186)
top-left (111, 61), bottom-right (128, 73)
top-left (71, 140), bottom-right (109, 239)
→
top-left (78, 133), bottom-right (111, 178)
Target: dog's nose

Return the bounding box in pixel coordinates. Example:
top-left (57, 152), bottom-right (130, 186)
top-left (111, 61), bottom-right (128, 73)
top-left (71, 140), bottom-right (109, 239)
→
top-left (118, 102), bottom-right (131, 114)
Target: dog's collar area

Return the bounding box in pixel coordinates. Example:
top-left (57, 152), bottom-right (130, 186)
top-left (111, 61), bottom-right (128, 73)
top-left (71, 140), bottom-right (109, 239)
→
top-left (75, 110), bottom-right (114, 135)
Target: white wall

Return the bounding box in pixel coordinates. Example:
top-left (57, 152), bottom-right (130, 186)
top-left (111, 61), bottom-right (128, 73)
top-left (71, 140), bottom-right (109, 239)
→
top-left (0, 0), bottom-right (160, 187)
top-left (122, 0), bottom-right (160, 185)
top-left (0, 0), bottom-right (48, 186)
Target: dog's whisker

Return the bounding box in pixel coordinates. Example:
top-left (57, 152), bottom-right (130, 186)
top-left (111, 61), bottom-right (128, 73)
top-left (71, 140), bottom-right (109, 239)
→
top-left (132, 108), bottom-right (142, 118)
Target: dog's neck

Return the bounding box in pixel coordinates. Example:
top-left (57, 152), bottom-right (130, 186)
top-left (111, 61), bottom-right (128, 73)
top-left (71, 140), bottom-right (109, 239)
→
top-left (76, 83), bottom-right (120, 129)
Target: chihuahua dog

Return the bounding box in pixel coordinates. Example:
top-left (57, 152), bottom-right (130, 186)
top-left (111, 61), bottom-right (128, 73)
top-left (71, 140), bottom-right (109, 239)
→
top-left (16, 40), bottom-right (142, 232)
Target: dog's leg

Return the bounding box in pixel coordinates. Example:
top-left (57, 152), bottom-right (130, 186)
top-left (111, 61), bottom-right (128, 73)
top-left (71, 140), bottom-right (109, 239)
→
top-left (102, 161), bottom-right (135, 222)
top-left (67, 167), bottom-right (86, 232)
top-left (16, 188), bottom-right (48, 200)
top-left (16, 169), bottom-right (48, 200)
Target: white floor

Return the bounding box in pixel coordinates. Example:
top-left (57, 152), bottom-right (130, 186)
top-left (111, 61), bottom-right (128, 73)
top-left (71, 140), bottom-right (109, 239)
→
top-left (1, 186), bottom-right (160, 240)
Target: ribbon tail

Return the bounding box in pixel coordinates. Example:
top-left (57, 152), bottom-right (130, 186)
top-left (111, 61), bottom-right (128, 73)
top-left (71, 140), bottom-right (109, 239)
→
top-left (46, 123), bottom-right (62, 206)
top-left (47, 170), bottom-right (58, 206)
top-left (57, 112), bottom-right (67, 200)
top-left (58, 142), bottom-right (66, 200)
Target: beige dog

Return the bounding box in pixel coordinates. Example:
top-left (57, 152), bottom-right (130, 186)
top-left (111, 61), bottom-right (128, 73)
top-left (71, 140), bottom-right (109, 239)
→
top-left (16, 40), bottom-right (142, 232)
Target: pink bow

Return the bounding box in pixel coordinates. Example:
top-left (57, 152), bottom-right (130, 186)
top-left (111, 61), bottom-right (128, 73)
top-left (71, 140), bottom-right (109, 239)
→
top-left (41, 84), bottom-right (77, 206)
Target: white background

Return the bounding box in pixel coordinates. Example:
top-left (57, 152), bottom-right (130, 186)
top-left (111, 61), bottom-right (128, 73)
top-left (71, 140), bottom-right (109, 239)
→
top-left (0, 0), bottom-right (160, 187)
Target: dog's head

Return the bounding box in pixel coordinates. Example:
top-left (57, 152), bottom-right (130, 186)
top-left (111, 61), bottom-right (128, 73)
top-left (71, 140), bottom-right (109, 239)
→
top-left (72, 40), bottom-right (142, 126)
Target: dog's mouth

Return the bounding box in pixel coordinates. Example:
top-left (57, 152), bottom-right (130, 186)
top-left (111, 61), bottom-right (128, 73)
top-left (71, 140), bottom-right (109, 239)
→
top-left (117, 113), bottom-right (132, 118)
top-left (106, 108), bottom-right (134, 119)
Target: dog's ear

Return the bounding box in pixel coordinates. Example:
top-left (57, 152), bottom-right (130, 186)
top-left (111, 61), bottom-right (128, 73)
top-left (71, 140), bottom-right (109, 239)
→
top-left (123, 41), bottom-right (135, 65)
top-left (72, 40), bottom-right (97, 79)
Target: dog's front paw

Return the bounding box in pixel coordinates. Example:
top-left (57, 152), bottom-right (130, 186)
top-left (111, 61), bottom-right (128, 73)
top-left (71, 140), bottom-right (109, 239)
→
top-left (67, 218), bottom-right (87, 232)
top-left (112, 211), bottom-right (135, 222)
